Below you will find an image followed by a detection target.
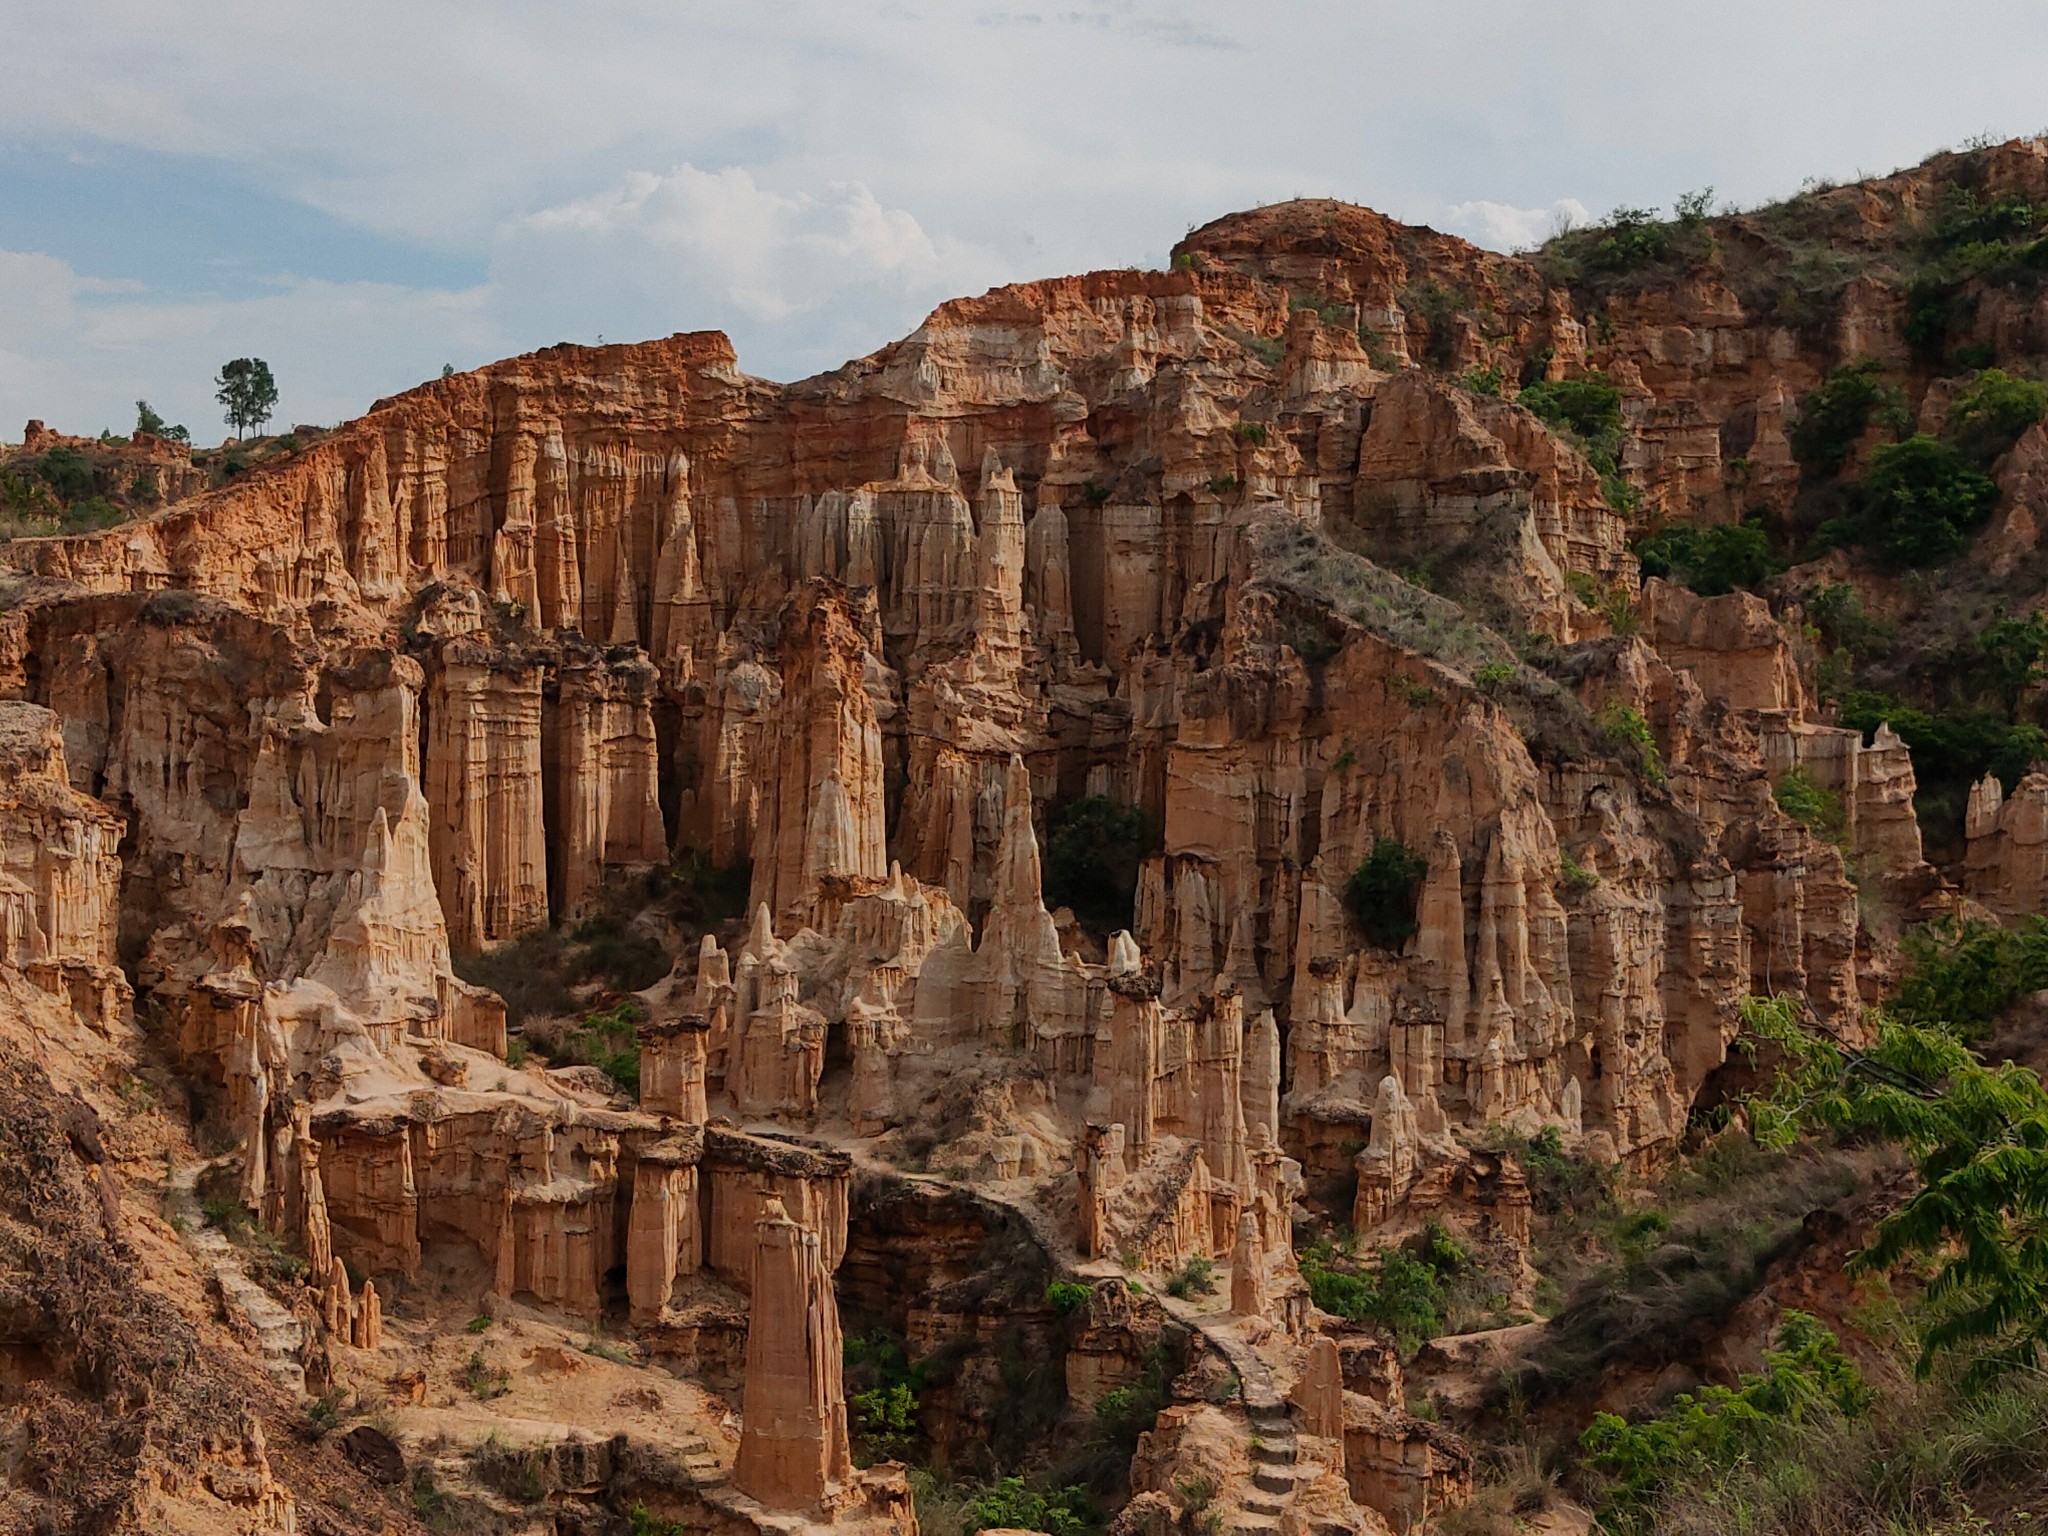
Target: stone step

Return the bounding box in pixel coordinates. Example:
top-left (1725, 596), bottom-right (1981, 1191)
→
top-left (1242, 1498), bottom-right (1286, 1517)
top-left (1232, 1516), bottom-right (1281, 1536)
top-left (1252, 1470), bottom-right (1295, 1496)
top-left (1249, 1439), bottom-right (1295, 1466)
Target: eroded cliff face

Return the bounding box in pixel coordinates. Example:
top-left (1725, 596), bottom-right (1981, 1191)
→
top-left (0, 147), bottom-right (1990, 1535)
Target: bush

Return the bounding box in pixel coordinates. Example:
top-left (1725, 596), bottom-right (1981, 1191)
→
top-left (1773, 767), bottom-right (1845, 841)
top-left (1456, 364), bottom-right (1504, 395)
top-left (1519, 371), bottom-right (1624, 443)
top-left (850, 1382), bottom-right (918, 1461)
top-left (1164, 1256), bottom-right (1217, 1299)
top-left (541, 999), bottom-right (647, 1095)
top-left (1303, 1249), bottom-right (1445, 1353)
top-left (1581, 1311), bottom-right (1872, 1535)
top-left (1518, 370), bottom-right (1634, 511)
top-left (1042, 796), bottom-right (1153, 935)
top-left (1788, 360), bottom-right (1906, 478)
top-left (34, 446), bottom-right (94, 502)
top-left (1344, 837), bottom-right (1428, 952)
top-left (968, 1478), bottom-right (1096, 1536)
top-left (1854, 434), bottom-right (1998, 569)
top-left (1633, 520), bottom-right (1784, 596)
top-left (1599, 703), bottom-right (1666, 785)
top-left (1946, 367), bottom-right (2048, 465)
top-left (1558, 855), bottom-right (1600, 893)
top-left (1891, 916), bottom-right (2048, 1037)
top-left (1044, 1280), bottom-right (1091, 1316)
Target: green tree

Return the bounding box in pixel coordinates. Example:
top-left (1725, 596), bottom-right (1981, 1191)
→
top-left (135, 400), bottom-right (165, 436)
top-left (1856, 434), bottom-right (1998, 568)
top-left (1742, 1001), bottom-right (2048, 1381)
top-left (1344, 837), bottom-right (1428, 951)
top-left (215, 357), bottom-right (279, 441)
top-left (1043, 796), bottom-right (1153, 934)
top-left (1789, 360), bottom-right (1907, 478)
top-left (1947, 367), bottom-right (2048, 466)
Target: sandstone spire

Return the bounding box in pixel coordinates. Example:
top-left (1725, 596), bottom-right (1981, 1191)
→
top-left (734, 1194), bottom-right (852, 1511)
top-left (1229, 1208), bottom-right (1267, 1319)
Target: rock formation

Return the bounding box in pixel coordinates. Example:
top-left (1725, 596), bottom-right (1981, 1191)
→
top-left (17, 137), bottom-right (2048, 1534)
top-left (735, 1195), bottom-right (852, 1512)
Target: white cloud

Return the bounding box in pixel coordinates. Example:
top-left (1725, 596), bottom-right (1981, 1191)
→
top-left (494, 164), bottom-right (1008, 377)
top-left (1439, 198), bottom-right (1593, 252)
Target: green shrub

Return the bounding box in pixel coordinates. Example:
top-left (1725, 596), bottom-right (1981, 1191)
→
top-left (968, 1477), bottom-right (1097, 1536)
top-left (1773, 767), bottom-right (1845, 841)
top-left (1891, 916), bottom-right (2048, 1037)
top-left (1456, 364), bottom-right (1504, 395)
top-left (1164, 1255), bottom-right (1217, 1299)
top-left (1472, 661), bottom-right (1515, 690)
top-left (34, 446), bottom-right (94, 502)
top-left (1855, 434), bottom-right (1999, 568)
top-left (1599, 703), bottom-right (1666, 785)
top-left (1788, 360), bottom-right (1907, 478)
top-left (1634, 520), bottom-right (1784, 596)
top-left (1585, 206), bottom-right (1674, 273)
top-left (460, 1349), bottom-right (510, 1400)
top-left (1519, 371), bottom-right (1624, 443)
top-left (1558, 855), bottom-right (1600, 895)
top-left (1344, 837), bottom-right (1428, 952)
top-left (1581, 1311), bottom-right (1872, 1534)
top-left (1946, 367), bottom-right (2048, 465)
top-left (1043, 796), bottom-right (1154, 935)
top-left (546, 999), bottom-right (647, 1095)
top-left (850, 1382), bottom-right (918, 1461)
top-left (1302, 1249), bottom-right (1444, 1353)
top-left (1045, 1280), bottom-right (1091, 1316)
top-left (1518, 370), bottom-right (1635, 510)
top-left (1231, 420), bottom-right (1269, 446)
top-left (1804, 580), bottom-right (1892, 655)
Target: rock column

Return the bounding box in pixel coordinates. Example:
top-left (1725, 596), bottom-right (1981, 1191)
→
top-left (734, 1195), bottom-right (852, 1511)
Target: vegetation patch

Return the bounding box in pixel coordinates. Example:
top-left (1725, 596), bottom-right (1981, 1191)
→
top-left (1042, 796), bottom-right (1155, 935)
top-left (1344, 837), bottom-right (1428, 952)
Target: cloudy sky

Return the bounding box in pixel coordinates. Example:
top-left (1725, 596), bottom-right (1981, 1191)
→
top-left (4, 0), bottom-right (2046, 441)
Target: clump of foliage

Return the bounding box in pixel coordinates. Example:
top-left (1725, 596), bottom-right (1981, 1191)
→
top-left (1772, 767), bottom-right (1846, 842)
top-left (1599, 702), bottom-right (1666, 785)
top-left (1788, 359), bottom-right (1908, 479)
top-left (1558, 855), bottom-right (1601, 895)
top-left (1456, 364), bottom-right (1504, 395)
top-left (968, 1477), bottom-right (1097, 1536)
top-left (1633, 519), bottom-right (1784, 596)
top-left (1742, 1001), bottom-right (2048, 1379)
top-left (1471, 661), bottom-right (1515, 690)
top-left (1164, 1255), bottom-right (1217, 1300)
top-left (1231, 420), bottom-right (1268, 447)
top-left (1804, 580), bottom-right (1893, 658)
top-left (1838, 433), bottom-right (1999, 569)
top-left (460, 1350), bottom-right (510, 1400)
top-left (1344, 837), bottom-right (1428, 952)
top-left (544, 999), bottom-right (646, 1095)
top-left (1580, 1311), bottom-right (1872, 1534)
top-left (1518, 370), bottom-right (1634, 511)
top-left (1945, 366), bottom-right (2048, 465)
top-left (1044, 1280), bottom-right (1091, 1316)
top-left (845, 1330), bottom-right (925, 1464)
top-left (1043, 796), bottom-right (1154, 935)
top-left (1890, 915), bottom-right (2048, 1038)
top-left (1302, 1247), bottom-right (1447, 1354)
top-left (1836, 688), bottom-right (2045, 848)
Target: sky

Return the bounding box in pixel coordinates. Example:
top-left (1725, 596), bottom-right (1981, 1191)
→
top-left (4, 1), bottom-right (2047, 443)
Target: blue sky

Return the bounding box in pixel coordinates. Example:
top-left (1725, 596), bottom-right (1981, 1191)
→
top-left (5, 0), bottom-right (2047, 442)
